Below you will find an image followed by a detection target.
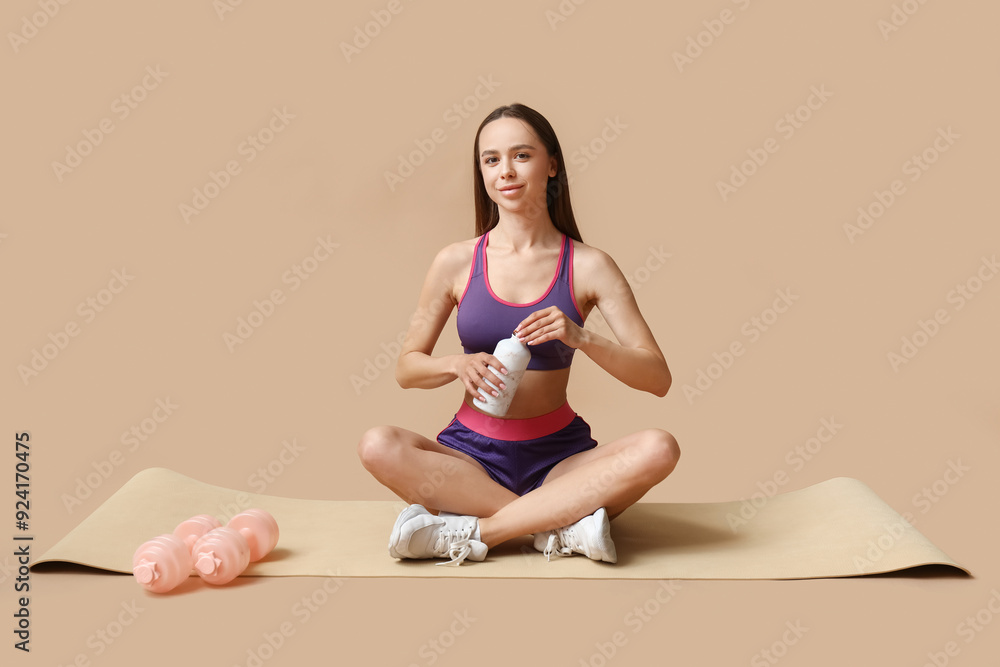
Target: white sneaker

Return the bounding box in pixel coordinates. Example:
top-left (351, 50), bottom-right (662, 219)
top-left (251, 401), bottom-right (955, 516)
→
top-left (388, 504), bottom-right (487, 566)
top-left (533, 507), bottom-right (617, 563)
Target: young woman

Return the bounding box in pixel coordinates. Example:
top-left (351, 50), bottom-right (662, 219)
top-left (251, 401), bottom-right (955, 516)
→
top-left (357, 103), bottom-right (679, 566)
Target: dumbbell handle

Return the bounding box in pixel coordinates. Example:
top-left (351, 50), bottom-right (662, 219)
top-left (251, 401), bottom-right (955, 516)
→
top-left (228, 508), bottom-right (279, 562)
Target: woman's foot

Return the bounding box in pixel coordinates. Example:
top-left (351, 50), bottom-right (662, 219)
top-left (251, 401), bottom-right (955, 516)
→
top-left (388, 505), bottom-right (487, 566)
top-left (533, 507), bottom-right (617, 563)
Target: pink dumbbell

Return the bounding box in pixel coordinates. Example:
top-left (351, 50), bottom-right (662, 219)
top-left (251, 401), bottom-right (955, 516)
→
top-left (132, 509), bottom-right (278, 592)
top-left (132, 534), bottom-right (192, 594)
top-left (133, 514), bottom-right (224, 593)
top-left (191, 509), bottom-right (280, 585)
top-left (175, 514), bottom-right (223, 550)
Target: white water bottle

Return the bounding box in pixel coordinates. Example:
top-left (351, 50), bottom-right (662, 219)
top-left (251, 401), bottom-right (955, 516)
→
top-left (473, 334), bottom-right (531, 417)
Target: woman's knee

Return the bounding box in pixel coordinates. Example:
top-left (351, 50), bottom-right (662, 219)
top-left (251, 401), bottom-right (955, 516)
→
top-left (635, 429), bottom-right (680, 482)
top-left (356, 425), bottom-right (401, 473)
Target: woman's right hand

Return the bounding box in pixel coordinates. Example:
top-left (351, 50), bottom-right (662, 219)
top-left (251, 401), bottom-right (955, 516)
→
top-left (454, 353), bottom-right (508, 399)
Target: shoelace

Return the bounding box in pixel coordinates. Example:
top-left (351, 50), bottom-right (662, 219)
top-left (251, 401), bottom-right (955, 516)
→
top-left (434, 526), bottom-right (475, 567)
top-left (542, 529), bottom-right (577, 562)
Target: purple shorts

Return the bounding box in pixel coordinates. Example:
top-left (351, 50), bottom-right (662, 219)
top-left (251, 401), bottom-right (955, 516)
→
top-left (436, 401), bottom-right (598, 496)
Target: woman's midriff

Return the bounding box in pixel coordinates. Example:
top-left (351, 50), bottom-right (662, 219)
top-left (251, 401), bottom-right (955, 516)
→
top-left (462, 366), bottom-right (571, 420)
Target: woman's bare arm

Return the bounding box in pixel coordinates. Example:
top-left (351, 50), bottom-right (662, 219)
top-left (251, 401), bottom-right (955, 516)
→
top-left (576, 248), bottom-right (671, 397)
top-left (395, 244), bottom-right (465, 390)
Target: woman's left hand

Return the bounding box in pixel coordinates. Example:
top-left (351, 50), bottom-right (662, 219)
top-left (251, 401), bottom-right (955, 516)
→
top-left (514, 306), bottom-right (586, 349)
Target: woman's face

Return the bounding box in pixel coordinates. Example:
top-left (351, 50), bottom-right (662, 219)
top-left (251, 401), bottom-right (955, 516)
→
top-left (478, 117), bottom-right (558, 219)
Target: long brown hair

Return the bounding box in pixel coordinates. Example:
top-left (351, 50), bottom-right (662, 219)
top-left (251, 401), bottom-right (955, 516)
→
top-left (472, 103), bottom-right (583, 243)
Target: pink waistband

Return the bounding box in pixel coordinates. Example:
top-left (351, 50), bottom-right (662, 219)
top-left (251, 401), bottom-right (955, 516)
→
top-left (456, 401), bottom-right (577, 441)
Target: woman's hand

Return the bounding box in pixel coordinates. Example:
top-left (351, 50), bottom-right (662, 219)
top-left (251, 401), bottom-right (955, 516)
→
top-left (454, 352), bottom-right (508, 399)
top-left (514, 306), bottom-right (587, 349)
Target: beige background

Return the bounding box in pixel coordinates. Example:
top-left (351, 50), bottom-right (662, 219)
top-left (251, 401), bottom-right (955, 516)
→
top-left (2, 0), bottom-right (998, 664)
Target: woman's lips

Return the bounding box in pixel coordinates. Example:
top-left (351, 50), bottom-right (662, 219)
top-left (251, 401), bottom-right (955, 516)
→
top-left (498, 184), bottom-right (524, 196)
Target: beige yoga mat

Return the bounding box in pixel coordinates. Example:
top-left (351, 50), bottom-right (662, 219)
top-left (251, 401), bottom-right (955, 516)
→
top-left (32, 468), bottom-right (969, 580)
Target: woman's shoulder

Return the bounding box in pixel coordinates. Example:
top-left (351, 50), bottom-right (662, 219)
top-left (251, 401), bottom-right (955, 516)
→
top-left (426, 235), bottom-right (480, 279)
top-left (568, 237), bottom-right (617, 274)
top-left (435, 235), bottom-right (478, 263)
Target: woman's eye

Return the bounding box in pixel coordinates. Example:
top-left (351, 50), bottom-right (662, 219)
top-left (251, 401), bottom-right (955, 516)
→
top-left (482, 153), bottom-right (528, 165)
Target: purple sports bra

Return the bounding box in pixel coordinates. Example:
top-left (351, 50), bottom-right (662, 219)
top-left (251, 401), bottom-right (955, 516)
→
top-left (457, 230), bottom-right (584, 371)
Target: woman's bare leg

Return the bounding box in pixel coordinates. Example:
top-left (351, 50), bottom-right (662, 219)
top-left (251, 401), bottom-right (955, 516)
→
top-left (359, 424), bottom-right (680, 552)
top-left (357, 424), bottom-right (517, 518)
top-left (476, 428), bottom-right (680, 549)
